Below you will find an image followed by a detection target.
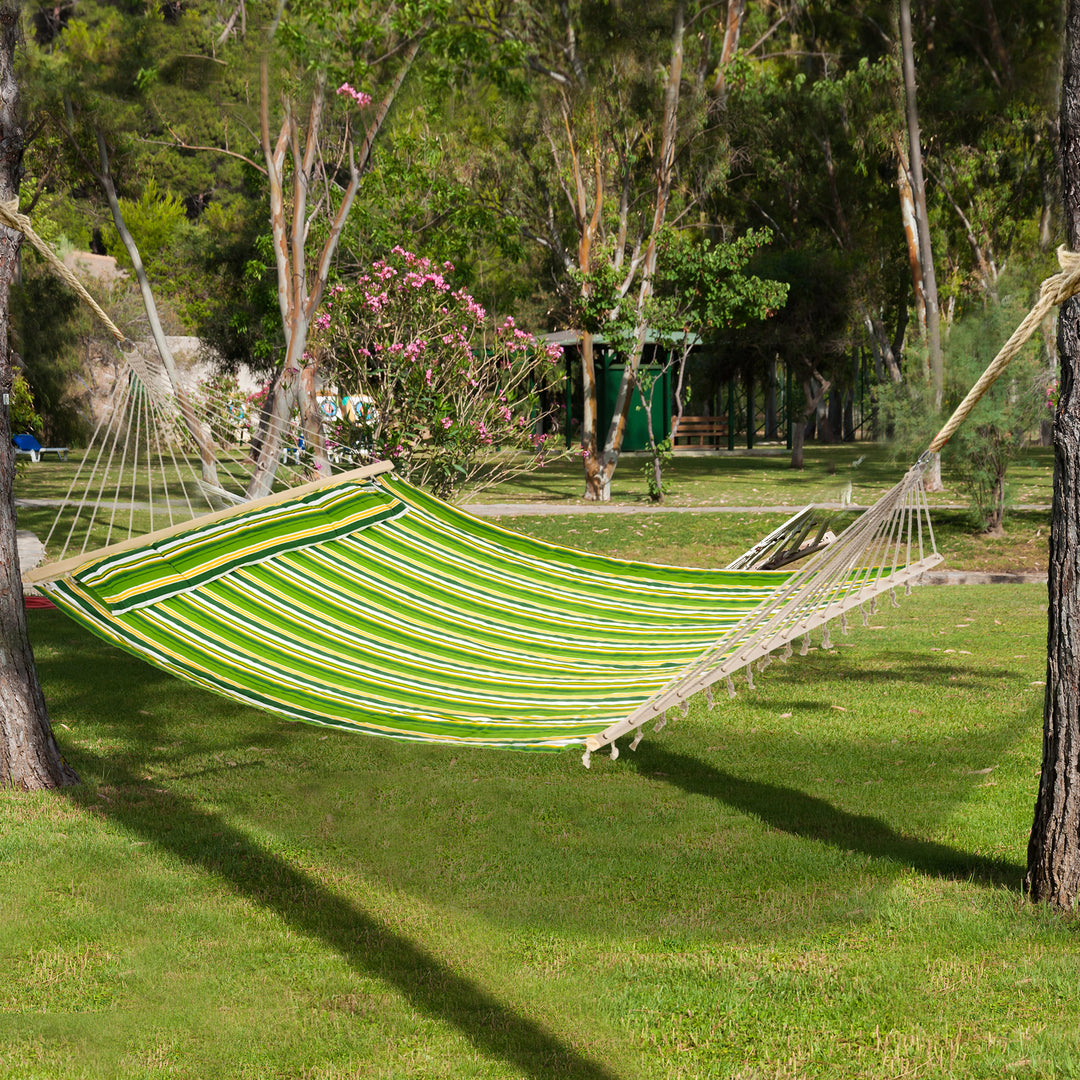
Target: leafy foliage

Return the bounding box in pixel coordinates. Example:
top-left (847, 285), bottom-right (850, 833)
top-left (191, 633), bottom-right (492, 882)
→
top-left (940, 298), bottom-right (1049, 533)
top-left (10, 252), bottom-right (93, 446)
top-left (8, 371), bottom-right (42, 436)
top-left (313, 248), bottom-right (565, 498)
top-left (880, 275), bottom-right (1049, 532)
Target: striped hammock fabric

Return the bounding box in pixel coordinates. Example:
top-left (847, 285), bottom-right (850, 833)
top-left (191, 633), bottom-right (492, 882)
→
top-left (35, 467), bottom-right (801, 750)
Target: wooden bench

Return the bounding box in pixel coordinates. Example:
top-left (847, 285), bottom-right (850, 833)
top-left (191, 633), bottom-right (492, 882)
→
top-left (671, 415), bottom-right (727, 449)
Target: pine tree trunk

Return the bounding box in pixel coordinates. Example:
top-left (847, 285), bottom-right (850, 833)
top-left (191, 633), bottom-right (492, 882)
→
top-left (1027, 0), bottom-right (1080, 909)
top-left (0, 0), bottom-right (77, 790)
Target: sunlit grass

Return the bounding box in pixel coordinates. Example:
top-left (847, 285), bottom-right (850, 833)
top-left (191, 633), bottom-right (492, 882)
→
top-left (460, 444), bottom-right (1056, 511)
top-left (496, 507), bottom-right (1051, 575)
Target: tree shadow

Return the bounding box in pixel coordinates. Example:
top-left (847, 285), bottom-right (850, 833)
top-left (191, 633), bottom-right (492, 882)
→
top-left (758, 644), bottom-right (1026, 690)
top-left (62, 749), bottom-right (621, 1080)
top-left (632, 741), bottom-right (1026, 890)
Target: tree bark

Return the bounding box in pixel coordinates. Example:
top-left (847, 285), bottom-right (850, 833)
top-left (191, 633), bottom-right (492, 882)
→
top-left (247, 40), bottom-right (421, 498)
top-left (894, 136), bottom-right (926, 333)
top-left (790, 372), bottom-right (830, 471)
top-left (593, 2), bottom-right (685, 500)
top-left (94, 130), bottom-right (221, 490)
top-left (899, 0), bottom-right (945, 493)
top-left (0, 0), bottom-right (77, 789)
top-left (712, 0), bottom-right (746, 103)
top-left (1027, 0), bottom-right (1080, 909)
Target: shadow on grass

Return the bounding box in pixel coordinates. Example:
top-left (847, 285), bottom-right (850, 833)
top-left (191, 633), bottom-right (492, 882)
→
top-left (62, 750), bottom-right (621, 1080)
top-left (636, 742), bottom-right (1026, 890)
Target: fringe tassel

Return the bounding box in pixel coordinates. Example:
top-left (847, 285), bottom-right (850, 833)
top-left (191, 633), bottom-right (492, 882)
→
top-left (890, 586), bottom-right (900, 608)
top-left (726, 675), bottom-right (736, 699)
top-left (782, 641), bottom-right (793, 663)
top-left (758, 651), bottom-right (772, 673)
top-left (905, 579), bottom-right (913, 597)
top-left (861, 603), bottom-right (870, 628)
top-left (679, 700), bottom-right (689, 717)
top-left (655, 715), bottom-right (667, 732)
top-left (746, 665), bottom-right (756, 690)
top-left (630, 730), bottom-right (644, 751)
top-left (840, 611), bottom-right (849, 635)
top-left (821, 623), bottom-right (832, 650)
top-left (582, 750), bottom-right (592, 769)
top-left (800, 634), bottom-right (810, 656)
top-left (610, 742), bottom-right (619, 760)
top-left (705, 686), bottom-right (715, 709)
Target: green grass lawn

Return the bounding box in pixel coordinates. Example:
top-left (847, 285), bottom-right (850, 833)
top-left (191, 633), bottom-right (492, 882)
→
top-left (492, 507), bottom-right (1052, 575)
top-left (5, 443), bottom-right (1071, 1077)
top-left (3, 578), bottom-right (1072, 1078)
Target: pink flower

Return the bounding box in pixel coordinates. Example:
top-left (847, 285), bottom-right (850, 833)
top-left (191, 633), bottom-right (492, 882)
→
top-left (441, 417), bottom-right (453, 430)
top-left (337, 83), bottom-right (372, 107)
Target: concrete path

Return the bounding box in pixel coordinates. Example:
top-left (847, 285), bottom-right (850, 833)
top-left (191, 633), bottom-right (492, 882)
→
top-left (17, 530), bottom-right (45, 576)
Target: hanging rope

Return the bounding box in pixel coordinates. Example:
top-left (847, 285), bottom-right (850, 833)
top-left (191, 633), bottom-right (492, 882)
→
top-left (927, 247), bottom-right (1080, 454)
top-left (0, 198), bottom-right (131, 347)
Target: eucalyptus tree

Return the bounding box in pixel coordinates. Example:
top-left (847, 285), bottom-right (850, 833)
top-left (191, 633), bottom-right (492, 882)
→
top-left (487, 0), bottom-right (751, 500)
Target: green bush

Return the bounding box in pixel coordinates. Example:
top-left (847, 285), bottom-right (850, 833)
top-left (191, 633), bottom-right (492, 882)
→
top-left (879, 286), bottom-right (1048, 533)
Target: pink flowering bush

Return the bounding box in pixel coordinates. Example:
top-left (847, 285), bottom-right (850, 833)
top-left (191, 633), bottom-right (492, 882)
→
top-left (336, 82), bottom-right (372, 108)
top-left (310, 247), bottom-right (564, 497)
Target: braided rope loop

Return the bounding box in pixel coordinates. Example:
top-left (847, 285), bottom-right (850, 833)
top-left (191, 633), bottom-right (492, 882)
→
top-left (0, 198), bottom-right (129, 346)
top-left (927, 247), bottom-right (1080, 453)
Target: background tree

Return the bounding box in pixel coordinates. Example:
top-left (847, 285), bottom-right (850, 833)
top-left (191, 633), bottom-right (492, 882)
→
top-left (576, 227), bottom-right (787, 500)
top-left (898, 0), bottom-right (943, 489)
top-left (489, 0), bottom-right (728, 500)
top-left (940, 283), bottom-right (1047, 533)
top-left (0, 0), bottom-right (77, 789)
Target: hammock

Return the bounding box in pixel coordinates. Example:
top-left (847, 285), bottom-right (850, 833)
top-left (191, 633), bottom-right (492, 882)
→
top-left (25, 459), bottom-right (940, 758)
top-left (11, 191), bottom-right (1080, 760)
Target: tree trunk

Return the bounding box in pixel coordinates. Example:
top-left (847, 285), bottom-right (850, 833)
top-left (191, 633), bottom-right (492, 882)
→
top-left (712, 0), bottom-right (746, 103)
top-left (1027, 0), bottom-right (1080, 909)
top-left (246, 42), bottom-right (419, 499)
top-left (95, 131), bottom-right (221, 490)
top-left (592, 2), bottom-right (685, 501)
top-left (895, 137), bottom-right (926, 334)
top-left (791, 374), bottom-right (829, 470)
top-left (580, 331), bottom-right (604, 500)
top-left (0, 0), bottom-right (77, 790)
top-left (900, 0), bottom-right (945, 492)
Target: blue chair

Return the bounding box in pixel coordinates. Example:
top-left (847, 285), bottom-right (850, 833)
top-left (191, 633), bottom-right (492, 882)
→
top-left (12, 434), bottom-right (68, 462)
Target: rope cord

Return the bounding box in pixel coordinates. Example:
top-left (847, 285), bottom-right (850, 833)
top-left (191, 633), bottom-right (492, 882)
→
top-left (0, 199), bottom-right (130, 347)
top-left (927, 247), bottom-right (1080, 453)
top-left (587, 459), bottom-right (941, 752)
